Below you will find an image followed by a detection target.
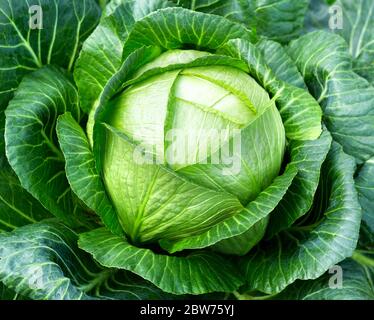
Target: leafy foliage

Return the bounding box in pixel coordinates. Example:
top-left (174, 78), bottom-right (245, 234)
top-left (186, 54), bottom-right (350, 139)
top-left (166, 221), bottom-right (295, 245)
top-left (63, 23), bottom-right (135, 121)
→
top-left (0, 0), bottom-right (373, 301)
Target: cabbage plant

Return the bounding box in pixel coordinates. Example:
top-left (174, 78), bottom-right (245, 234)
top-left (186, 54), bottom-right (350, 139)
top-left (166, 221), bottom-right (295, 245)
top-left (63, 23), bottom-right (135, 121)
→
top-left (0, 0), bottom-right (373, 300)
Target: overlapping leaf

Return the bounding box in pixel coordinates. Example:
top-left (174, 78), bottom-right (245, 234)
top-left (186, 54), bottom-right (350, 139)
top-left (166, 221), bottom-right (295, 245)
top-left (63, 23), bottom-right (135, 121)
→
top-left (74, 0), bottom-right (174, 113)
top-left (122, 7), bottom-right (254, 57)
top-left (172, 0), bottom-right (310, 43)
top-left (0, 282), bottom-right (21, 300)
top-left (220, 38), bottom-right (322, 141)
top-left (256, 39), bottom-right (306, 89)
top-left (276, 257), bottom-right (374, 300)
top-left (159, 165), bottom-right (297, 253)
top-left (0, 220), bottom-right (173, 300)
top-left (288, 31), bottom-right (374, 163)
top-left (0, 167), bottom-right (51, 232)
top-left (266, 130), bottom-right (332, 237)
top-left (356, 157), bottom-right (374, 233)
top-left (57, 112), bottom-right (123, 236)
top-left (79, 228), bottom-right (244, 295)
top-left (305, 0), bottom-right (374, 86)
top-left (5, 66), bottom-right (91, 227)
top-left (0, 0), bottom-right (100, 111)
top-left (241, 143), bottom-right (361, 294)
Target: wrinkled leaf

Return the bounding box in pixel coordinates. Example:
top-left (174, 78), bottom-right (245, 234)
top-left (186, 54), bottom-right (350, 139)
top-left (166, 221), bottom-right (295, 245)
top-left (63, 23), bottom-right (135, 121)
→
top-left (0, 0), bottom-right (100, 110)
top-left (5, 67), bottom-right (91, 227)
top-left (0, 220), bottom-right (173, 300)
top-left (241, 142), bottom-right (361, 294)
top-left (79, 228), bottom-right (244, 295)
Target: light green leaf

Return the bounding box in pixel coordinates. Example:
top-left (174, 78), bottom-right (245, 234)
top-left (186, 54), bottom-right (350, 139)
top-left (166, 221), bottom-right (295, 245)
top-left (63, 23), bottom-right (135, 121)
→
top-left (220, 38), bottom-right (322, 140)
top-left (241, 142), bottom-right (362, 294)
top-left (0, 0), bottom-right (100, 110)
top-left (74, 0), bottom-right (174, 112)
top-left (210, 217), bottom-right (269, 256)
top-left (0, 167), bottom-right (51, 232)
top-left (5, 66), bottom-right (91, 227)
top-left (100, 123), bottom-right (244, 243)
top-left (79, 227), bottom-right (244, 295)
top-left (56, 113), bottom-right (123, 236)
top-left (159, 165), bottom-right (297, 254)
top-left (288, 31), bottom-right (374, 163)
top-left (356, 157), bottom-right (374, 233)
top-left (122, 7), bottom-right (254, 57)
top-left (0, 220), bottom-right (173, 300)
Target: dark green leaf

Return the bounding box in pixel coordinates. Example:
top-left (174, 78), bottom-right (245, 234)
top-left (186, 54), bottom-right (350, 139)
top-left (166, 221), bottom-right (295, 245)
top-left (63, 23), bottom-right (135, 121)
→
top-left (305, 0), bottom-right (374, 86)
top-left (276, 257), bottom-right (374, 300)
top-left (0, 282), bottom-right (23, 300)
top-left (0, 220), bottom-right (173, 300)
top-left (356, 157), bottom-right (374, 233)
top-left (0, 167), bottom-right (51, 232)
top-left (0, 0), bottom-right (101, 110)
top-left (79, 228), bottom-right (244, 295)
top-left (172, 0), bottom-right (310, 43)
top-left (256, 39), bottom-right (306, 89)
top-left (241, 142), bottom-right (361, 294)
top-left (288, 31), bottom-right (374, 163)
top-left (5, 66), bottom-right (91, 228)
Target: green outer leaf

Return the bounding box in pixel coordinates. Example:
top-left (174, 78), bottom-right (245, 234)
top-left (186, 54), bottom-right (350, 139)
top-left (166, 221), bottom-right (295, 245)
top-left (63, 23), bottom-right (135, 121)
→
top-left (266, 130), bottom-right (332, 237)
top-left (159, 165), bottom-right (297, 253)
top-left (241, 142), bottom-right (361, 294)
top-left (0, 0), bottom-right (100, 110)
top-left (256, 39), bottom-right (306, 89)
top-left (0, 167), bottom-right (51, 232)
top-left (0, 220), bottom-right (92, 300)
top-left (0, 282), bottom-right (22, 300)
top-left (0, 110), bottom-right (6, 169)
top-left (5, 66), bottom-right (89, 227)
top-left (0, 220), bottom-right (172, 300)
top-left (305, 0), bottom-right (374, 86)
top-left (220, 38), bottom-right (322, 141)
top-left (275, 258), bottom-right (374, 300)
top-left (172, 0), bottom-right (310, 43)
top-left (344, 0), bottom-right (374, 86)
top-left (288, 31), bottom-right (374, 163)
top-left (56, 113), bottom-right (123, 236)
top-left (79, 228), bottom-right (244, 295)
top-left (122, 7), bottom-right (254, 57)
top-left (74, 0), bottom-right (174, 112)
top-left (359, 222), bottom-right (374, 249)
top-left (356, 157), bottom-right (374, 232)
